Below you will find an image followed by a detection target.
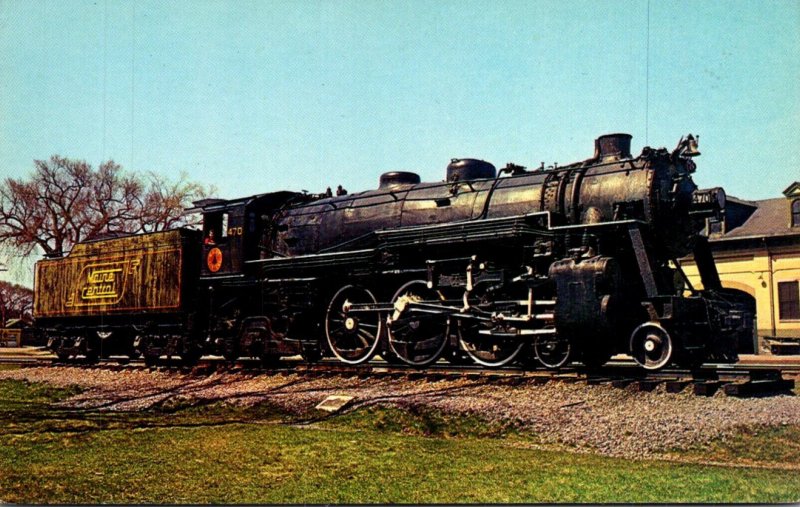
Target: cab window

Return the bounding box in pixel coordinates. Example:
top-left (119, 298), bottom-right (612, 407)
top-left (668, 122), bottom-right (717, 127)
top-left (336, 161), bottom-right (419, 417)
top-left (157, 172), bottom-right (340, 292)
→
top-left (203, 212), bottom-right (229, 245)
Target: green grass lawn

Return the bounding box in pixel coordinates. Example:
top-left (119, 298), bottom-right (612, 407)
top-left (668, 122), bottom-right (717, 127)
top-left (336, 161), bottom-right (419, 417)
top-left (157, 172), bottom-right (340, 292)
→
top-left (0, 378), bottom-right (798, 504)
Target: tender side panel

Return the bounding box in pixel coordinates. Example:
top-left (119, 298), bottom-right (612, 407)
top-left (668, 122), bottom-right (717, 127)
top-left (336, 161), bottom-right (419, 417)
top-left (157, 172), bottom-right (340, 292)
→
top-left (34, 230), bottom-right (186, 318)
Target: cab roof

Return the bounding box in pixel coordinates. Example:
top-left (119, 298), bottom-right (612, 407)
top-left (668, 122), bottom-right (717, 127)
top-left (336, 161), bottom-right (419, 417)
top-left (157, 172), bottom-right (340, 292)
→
top-left (187, 191), bottom-right (300, 214)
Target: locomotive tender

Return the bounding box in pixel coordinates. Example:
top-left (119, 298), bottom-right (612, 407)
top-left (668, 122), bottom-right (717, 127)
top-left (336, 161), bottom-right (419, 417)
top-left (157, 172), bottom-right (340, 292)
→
top-left (36, 133), bottom-right (752, 370)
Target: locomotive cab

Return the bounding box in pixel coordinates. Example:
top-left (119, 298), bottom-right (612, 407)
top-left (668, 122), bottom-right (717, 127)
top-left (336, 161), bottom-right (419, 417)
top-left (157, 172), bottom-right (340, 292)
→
top-left (197, 191), bottom-right (301, 277)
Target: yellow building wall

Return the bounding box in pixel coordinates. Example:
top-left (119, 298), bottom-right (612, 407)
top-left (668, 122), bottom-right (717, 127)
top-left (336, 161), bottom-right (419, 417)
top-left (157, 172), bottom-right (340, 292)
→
top-left (681, 244), bottom-right (800, 348)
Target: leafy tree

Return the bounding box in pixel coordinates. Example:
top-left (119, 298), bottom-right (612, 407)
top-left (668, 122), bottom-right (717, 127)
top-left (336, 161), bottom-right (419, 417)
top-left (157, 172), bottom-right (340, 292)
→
top-left (0, 156), bottom-right (212, 258)
top-left (0, 281), bottom-right (33, 327)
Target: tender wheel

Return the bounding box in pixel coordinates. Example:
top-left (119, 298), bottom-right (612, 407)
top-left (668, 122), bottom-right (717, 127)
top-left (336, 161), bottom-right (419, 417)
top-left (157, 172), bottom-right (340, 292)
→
top-left (83, 335), bottom-right (101, 364)
top-left (630, 322), bottom-right (673, 370)
top-left (457, 320), bottom-right (526, 368)
top-left (222, 339), bottom-right (239, 362)
top-left (260, 354), bottom-right (281, 368)
top-left (181, 347), bottom-right (202, 367)
top-left (325, 285), bottom-right (382, 365)
top-left (387, 281), bottom-right (450, 367)
top-left (533, 334), bottom-right (572, 369)
top-left (143, 353), bottom-right (159, 367)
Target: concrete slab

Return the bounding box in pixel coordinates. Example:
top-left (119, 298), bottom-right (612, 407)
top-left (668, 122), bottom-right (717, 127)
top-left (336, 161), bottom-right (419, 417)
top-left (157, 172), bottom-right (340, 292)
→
top-left (315, 395), bottom-right (354, 413)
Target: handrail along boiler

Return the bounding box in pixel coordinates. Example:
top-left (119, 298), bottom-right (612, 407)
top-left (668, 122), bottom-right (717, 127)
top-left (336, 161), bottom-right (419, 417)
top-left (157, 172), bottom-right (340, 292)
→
top-left (36, 133), bottom-right (752, 370)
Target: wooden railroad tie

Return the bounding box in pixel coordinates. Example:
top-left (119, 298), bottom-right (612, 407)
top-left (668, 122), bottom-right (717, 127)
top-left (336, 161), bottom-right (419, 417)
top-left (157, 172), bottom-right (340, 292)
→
top-left (634, 379), bottom-right (663, 392)
top-left (723, 378), bottom-right (795, 397)
top-left (611, 379), bottom-right (634, 389)
top-left (665, 380), bottom-right (693, 393)
top-left (693, 380), bottom-right (720, 396)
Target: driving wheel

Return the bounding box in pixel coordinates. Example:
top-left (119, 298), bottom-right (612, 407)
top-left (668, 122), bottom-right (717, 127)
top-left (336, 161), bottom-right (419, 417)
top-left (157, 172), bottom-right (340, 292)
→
top-left (325, 285), bottom-right (382, 365)
top-left (387, 280), bottom-right (449, 367)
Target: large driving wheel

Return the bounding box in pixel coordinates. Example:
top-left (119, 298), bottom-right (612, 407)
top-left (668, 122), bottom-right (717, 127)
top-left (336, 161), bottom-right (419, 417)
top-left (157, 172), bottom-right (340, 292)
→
top-left (325, 285), bottom-right (382, 365)
top-left (630, 322), bottom-right (673, 370)
top-left (458, 320), bottom-right (526, 368)
top-left (533, 334), bottom-right (572, 369)
top-left (387, 281), bottom-right (450, 367)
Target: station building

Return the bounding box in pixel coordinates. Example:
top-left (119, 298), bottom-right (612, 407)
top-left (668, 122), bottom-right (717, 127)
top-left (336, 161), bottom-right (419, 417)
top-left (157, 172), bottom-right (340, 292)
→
top-left (0, 318), bottom-right (26, 347)
top-left (681, 182), bottom-right (800, 354)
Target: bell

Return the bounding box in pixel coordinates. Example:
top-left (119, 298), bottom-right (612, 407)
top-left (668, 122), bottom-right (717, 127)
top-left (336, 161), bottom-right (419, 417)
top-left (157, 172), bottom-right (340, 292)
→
top-left (683, 134), bottom-right (701, 157)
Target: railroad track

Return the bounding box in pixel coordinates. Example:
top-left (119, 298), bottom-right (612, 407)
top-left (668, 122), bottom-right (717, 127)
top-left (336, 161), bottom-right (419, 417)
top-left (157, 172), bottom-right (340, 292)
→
top-left (3, 354), bottom-right (796, 398)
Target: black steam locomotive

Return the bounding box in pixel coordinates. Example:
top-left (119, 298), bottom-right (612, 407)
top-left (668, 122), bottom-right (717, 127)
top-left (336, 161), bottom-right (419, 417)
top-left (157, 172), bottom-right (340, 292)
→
top-left (36, 133), bottom-right (752, 370)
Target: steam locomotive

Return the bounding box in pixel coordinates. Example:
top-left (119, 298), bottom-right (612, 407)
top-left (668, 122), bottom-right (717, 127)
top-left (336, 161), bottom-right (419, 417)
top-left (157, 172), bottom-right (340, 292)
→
top-left (35, 133), bottom-right (752, 370)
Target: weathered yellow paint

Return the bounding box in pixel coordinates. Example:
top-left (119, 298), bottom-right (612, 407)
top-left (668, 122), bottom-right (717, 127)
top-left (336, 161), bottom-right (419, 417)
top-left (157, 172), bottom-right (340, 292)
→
top-left (34, 230), bottom-right (186, 319)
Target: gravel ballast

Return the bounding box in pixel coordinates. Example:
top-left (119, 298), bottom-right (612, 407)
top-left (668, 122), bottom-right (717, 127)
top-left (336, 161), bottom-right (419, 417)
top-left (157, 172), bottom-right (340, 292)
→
top-left (2, 366), bottom-right (799, 459)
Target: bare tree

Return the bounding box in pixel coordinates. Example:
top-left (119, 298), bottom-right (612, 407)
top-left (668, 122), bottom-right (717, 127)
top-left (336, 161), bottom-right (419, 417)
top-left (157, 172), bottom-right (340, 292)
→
top-left (139, 171), bottom-right (208, 233)
top-left (0, 156), bottom-right (212, 257)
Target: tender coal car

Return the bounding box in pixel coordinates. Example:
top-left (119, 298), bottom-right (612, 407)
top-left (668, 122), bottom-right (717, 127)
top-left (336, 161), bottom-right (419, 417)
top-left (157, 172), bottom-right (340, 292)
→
top-left (34, 229), bottom-right (201, 363)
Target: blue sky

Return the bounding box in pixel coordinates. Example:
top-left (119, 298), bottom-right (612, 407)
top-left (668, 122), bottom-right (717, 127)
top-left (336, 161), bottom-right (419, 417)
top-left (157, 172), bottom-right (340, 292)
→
top-left (1, 0), bottom-right (798, 204)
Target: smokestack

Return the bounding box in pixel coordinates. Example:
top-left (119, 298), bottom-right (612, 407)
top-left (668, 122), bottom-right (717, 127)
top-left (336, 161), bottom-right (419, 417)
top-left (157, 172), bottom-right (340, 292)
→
top-left (594, 133), bottom-right (632, 162)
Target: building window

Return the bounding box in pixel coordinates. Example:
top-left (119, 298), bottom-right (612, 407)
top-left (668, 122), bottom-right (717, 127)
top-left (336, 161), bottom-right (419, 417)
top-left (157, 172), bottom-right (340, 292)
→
top-left (707, 217), bottom-right (723, 235)
top-left (778, 281), bottom-right (800, 320)
top-left (792, 199), bottom-right (800, 227)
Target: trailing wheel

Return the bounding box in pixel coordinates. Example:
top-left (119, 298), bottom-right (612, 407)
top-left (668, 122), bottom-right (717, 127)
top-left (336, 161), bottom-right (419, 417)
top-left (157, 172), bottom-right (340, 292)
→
top-left (578, 342), bottom-right (613, 369)
top-left (300, 345), bottom-right (323, 363)
top-left (387, 281), bottom-right (450, 367)
top-left (457, 321), bottom-right (526, 368)
top-left (325, 285), bottom-right (382, 365)
top-left (630, 322), bottom-right (673, 370)
top-left (533, 334), bottom-right (572, 369)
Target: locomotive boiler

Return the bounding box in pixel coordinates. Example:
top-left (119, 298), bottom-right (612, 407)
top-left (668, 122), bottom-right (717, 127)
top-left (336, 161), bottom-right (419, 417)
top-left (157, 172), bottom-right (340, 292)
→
top-left (37, 133), bottom-right (752, 371)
